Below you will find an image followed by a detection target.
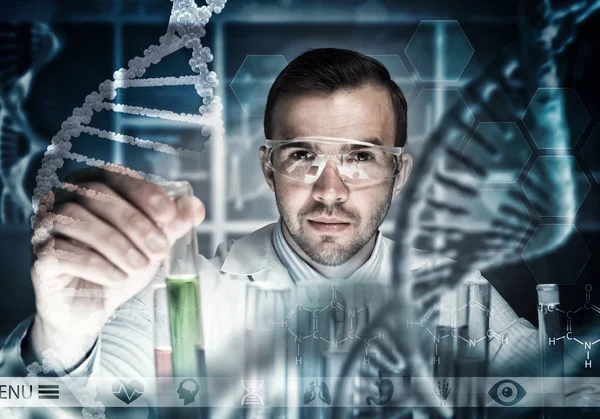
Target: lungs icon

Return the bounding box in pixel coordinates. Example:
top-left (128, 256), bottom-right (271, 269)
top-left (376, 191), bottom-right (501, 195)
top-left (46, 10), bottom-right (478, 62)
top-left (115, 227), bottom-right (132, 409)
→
top-left (303, 381), bottom-right (331, 405)
top-left (319, 381), bottom-right (332, 405)
top-left (303, 381), bottom-right (317, 405)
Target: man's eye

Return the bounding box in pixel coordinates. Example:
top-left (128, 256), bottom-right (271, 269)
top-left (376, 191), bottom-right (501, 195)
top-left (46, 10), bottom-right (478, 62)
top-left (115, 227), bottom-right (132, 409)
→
top-left (290, 150), bottom-right (315, 160)
top-left (348, 152), bottom-right (374, 162)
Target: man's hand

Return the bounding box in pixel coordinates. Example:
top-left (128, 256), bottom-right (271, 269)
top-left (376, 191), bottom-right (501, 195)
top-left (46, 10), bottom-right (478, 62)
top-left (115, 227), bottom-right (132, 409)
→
top-left (29, 168), bottom-right (205, 370)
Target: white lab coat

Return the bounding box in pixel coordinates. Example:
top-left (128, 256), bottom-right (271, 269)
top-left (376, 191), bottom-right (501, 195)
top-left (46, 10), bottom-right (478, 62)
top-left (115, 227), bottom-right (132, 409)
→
top-left (142, 222), bottom-right (538, 415)
top-left (0, 223), bottom-right (540, 418)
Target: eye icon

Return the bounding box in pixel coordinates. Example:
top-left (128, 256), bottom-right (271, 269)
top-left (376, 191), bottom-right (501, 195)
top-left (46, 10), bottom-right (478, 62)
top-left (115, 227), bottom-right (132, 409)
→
top-left (488, 379), bottom-right (527, 406)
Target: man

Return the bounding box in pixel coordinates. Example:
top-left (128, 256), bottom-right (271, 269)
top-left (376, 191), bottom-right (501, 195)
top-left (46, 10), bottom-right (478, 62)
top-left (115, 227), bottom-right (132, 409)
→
top-left (0, 48), bottom-right (538, 415)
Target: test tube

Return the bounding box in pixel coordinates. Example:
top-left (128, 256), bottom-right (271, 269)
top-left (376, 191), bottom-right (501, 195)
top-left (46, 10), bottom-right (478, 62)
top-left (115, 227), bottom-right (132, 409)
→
top-left (291, 283), bottom-right (334, 419)
top-left (162, 181), bottom-right (205, 379)
top-left (451, 281), bottom-right (467, 411)
top-left (537, 284), bottom-right (565, 413)
top-left (434, 325), bottom-right (455, 379)
top-left (453, 280), bottom-right (489, 419)
top-left (325, 284), bottom-right (358, 360)
top-left (154, 286), bottom-right (179, 419)
top-left (244, 282), bottom-right (290, 418)
top-left (163, 181), bottom-right (209, 419)
top-left (465, 280), bottom-right (490, 365)
top-left (154, 284), bottom-right (173, 378)
top-left (433, 291), bottom-right (457, 405)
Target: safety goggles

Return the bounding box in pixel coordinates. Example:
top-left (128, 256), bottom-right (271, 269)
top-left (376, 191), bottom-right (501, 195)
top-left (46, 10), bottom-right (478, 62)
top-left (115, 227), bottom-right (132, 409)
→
top-left (263, 136), bottom-right (403, 187)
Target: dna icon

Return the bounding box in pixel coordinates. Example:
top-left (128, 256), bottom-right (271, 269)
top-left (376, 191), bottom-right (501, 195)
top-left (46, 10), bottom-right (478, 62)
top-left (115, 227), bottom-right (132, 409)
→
top-left (25, 0), bottom-right (227, 417)
top-left (241, 379), bottom-right (265, 406)
top-left (334, 0), bottom-right (600, 417)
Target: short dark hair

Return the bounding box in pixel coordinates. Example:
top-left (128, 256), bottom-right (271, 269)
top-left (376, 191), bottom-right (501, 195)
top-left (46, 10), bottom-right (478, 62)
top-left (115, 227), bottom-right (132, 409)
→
top-left (264, 48), bottom-right (408, 147)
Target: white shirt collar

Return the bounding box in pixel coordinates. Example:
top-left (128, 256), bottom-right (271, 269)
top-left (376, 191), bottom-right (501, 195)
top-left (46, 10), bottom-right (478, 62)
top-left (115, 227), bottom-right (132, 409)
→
top-left (272, 219), bottom-right (384, 283)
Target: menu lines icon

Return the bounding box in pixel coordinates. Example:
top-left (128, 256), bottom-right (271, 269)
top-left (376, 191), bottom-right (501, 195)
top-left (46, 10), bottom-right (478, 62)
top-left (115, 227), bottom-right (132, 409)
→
top-left (38, 384), bottom-right (59, 400)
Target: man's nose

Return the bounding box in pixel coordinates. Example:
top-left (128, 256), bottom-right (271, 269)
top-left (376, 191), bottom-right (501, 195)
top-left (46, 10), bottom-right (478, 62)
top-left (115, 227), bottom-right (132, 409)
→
top-left (311, 161), bottom-right (349, 205)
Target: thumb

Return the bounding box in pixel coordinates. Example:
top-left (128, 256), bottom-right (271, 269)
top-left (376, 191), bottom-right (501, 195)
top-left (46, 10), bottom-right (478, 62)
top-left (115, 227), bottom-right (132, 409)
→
top-left (161, 195), bottom-right (205, 245)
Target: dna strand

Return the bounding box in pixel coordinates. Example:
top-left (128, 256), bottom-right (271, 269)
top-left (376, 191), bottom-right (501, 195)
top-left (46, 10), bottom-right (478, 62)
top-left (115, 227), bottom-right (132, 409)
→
top-left (28, 0), bottom-right (227, 416)
top-left (0, 22), bottom-right (61, 224)
top-left (333, 0), bottom-right (600, 416)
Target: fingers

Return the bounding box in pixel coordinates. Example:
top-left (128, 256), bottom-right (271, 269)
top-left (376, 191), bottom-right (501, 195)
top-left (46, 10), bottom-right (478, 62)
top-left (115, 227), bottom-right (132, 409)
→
top-left (73, 181), bottom-right (172, 261)
top-left (34, 172), bottom-right (207, 287)
top-left (62, 166), bottom-right (177, 224)
top-left (161, 194), bottom-right (206, 245)
top-left (103, 171), bottom-right (177, 224)
top-left (49, 202), bottom-right (150, 275)
top-left (56, 167), bottom-right (205, 246)
top-left (33, 237), bottom-right (126, 287)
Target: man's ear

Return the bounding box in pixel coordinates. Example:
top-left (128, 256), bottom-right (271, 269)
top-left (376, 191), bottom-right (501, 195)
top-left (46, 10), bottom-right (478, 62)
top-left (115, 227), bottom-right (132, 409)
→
top-left (259, 146), bottom-right (275, 193)
top-left (392, 153), bottom-right (413, 199)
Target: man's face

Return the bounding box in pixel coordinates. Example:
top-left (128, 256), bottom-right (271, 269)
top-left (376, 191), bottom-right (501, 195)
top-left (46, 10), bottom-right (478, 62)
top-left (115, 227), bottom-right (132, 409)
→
top-left (261, 83), bottom-right (408, 266)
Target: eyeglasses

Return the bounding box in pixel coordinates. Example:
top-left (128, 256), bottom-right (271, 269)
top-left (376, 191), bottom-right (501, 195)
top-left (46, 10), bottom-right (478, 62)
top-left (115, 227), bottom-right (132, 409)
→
top-left (263, 136), bottom-right (403, 187)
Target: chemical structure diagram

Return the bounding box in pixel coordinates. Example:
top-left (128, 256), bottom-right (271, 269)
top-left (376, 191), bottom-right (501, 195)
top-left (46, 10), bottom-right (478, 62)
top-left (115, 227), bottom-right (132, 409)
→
top-left (543, 284), bottom-right (600, 369)
top-left (406, 282), bottom-right (509, 365)
top-left (270, 284), bottom-right (385, 366)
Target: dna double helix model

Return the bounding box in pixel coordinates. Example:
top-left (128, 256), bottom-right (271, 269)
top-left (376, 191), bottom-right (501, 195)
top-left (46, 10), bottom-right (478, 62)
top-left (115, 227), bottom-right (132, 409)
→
top-left (4, 0), bottom-right (599, 417)
top-left (14, 1), bottom-right (227, 418)
top-left (0, 22), bottom-right (61, 224)
top-left (335, 0), bottom-right (600, 417)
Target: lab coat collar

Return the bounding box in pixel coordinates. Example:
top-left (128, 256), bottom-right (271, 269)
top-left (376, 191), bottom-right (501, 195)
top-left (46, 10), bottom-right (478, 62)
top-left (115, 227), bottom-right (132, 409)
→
top-left (219, 222), bottom-right (430, 279)
top-left (219, 223), bottom-right (279, 276)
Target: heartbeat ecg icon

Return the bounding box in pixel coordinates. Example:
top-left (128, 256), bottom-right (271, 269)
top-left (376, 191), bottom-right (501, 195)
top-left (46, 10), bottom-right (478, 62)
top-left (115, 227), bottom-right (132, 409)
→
top-left (112, 379), bottom-right (145, 405)
top-left (241, 379), bottom-right (264, 405)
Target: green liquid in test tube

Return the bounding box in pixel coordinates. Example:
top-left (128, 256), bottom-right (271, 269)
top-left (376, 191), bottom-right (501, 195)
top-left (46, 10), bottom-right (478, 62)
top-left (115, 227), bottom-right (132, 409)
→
top-left (162, 181), bottom-right (205, 379)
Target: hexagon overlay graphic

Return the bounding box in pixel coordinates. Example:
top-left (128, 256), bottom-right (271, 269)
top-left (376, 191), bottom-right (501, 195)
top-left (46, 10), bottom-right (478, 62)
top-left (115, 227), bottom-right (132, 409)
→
top-left (522, 156), bottom-right (591, 218)
top-left (463, 189), bottom-right (532, 251)
top-left (407, 89), bottom-right (474, 147)
top-left (230, 55), bottom-right (288, 117)
top-left (522, 224), bottom-right (590, 285)
top-left (405, 20), bottom-right (474, 82)
top-left (581, 123), bottom-right (600, 183)
top-left (521, 88), bottom-right (590, 149)
top-left (369, 55), bottom-right (415, 98)
top-left (463, 122), bottom-right (532, 183)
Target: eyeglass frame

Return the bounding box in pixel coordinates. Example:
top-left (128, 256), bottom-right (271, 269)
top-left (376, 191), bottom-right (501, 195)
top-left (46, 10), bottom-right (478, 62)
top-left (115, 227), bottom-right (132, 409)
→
top-left (262, 136), bottom-right (405, 186)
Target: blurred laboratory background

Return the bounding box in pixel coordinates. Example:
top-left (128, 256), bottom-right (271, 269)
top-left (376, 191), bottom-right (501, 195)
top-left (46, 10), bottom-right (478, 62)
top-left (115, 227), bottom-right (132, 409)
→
top-left (0, 0), bottom-right (599, 357)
